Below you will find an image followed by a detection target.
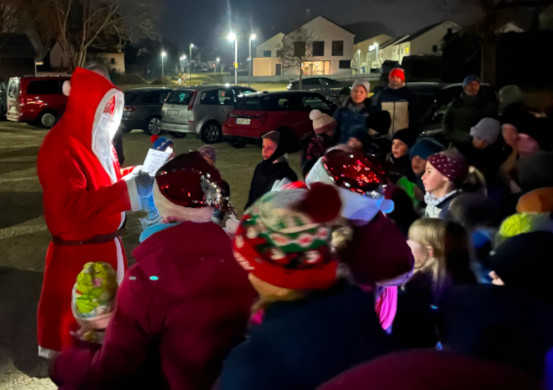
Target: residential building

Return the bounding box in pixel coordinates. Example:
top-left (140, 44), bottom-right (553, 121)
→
top-left (252, 16), bottom-right (354, 78)
top-left (0, 33), bottom-right (37, 79)
top-left (380, 20), bottom-right (461, 65)
top-left (351, 34), bottom-right (392, 74)
top-left (49, 42), bottom-right (125, 74)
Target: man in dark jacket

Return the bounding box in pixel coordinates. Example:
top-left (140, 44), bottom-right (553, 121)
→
top-left (443, 75), bottom-right (498, 144)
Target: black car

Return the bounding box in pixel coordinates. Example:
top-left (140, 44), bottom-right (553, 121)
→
top-left (287, 77), bottom-right (351, 103)
top-left (120, 87), bottom-right (171, 135)
top-left (0, 80), bottom-right (6, 120)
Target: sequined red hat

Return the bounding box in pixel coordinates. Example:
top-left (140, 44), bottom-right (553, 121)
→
top-left (155, 152), bottom-right (230, 211)
top-left (322, 149), bottom-right (387, 197)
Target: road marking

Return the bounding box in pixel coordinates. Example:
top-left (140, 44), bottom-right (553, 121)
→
top-left (0, 177), bottom-right (38, 183)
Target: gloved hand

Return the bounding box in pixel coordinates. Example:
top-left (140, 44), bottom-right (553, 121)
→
top-left (135, 171), bottom-right (154, 198)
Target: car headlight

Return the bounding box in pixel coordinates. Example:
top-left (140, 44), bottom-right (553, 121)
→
top-left (287, 83), bottom-right (292, 90)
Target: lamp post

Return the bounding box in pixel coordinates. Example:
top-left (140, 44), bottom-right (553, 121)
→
top-left (216, 57), bottom-right (220, 73)
top-left (248, 33), bottom-right (256, 87)
top-left (161, 50), bottom-right (167, 78)
top-left (180, 55), bottom-right (186, 73)
top-left (189, 43), bottom-right (194, 84)
top-left (227, 32), bottom-right (237, 85)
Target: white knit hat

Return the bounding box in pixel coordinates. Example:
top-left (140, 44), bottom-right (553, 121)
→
top-left (470, 117), bottom-right (501, 145)
top-left (352, 80), bottom-right (371, 94)
top-left (309, 109), bottom-right (336, 135)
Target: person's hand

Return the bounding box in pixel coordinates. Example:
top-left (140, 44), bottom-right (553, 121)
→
top-left (135, 172), bottom-right (154, 198)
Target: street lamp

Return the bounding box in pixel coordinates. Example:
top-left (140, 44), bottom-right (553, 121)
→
top-left (227, 32), bottom-right (237, 85)
top-left (189, 43), bottom-right (195, 83)
top-left (161, 50), bottom-right (167, 78)
top-left (248, 33), bottom-right (256, 87)
top-left (180, 55), bottom-right (186, 73)
top-left (216, 57), bottom-right (220, 73)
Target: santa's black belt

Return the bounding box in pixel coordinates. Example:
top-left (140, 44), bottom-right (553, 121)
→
top-left (52, 231), bottom-right (121, 246)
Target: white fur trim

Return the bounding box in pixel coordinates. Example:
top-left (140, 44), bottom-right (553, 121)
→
top-left (153, 183), bottom-right (213, 223)
top-left (38, 346), bottom-right (58, 359)
top-left (123, 176), bottom-right (141, 211)
top-left (306, 156), bottom-right (389, 222)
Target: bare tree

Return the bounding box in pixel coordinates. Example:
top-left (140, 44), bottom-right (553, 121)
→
top-left (0, 0), bottom-right (25, 33)
top-left (26, 0), bottom-right (159, 70)
top-left (277, 27), bottom-right (318, 89)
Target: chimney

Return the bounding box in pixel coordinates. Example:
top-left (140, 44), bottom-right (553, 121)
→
top-left (306, 8), bottom-right (311, 21)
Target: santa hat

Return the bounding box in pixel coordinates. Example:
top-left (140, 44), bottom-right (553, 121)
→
top-left (233, 183), bottom-right (342, 290)
top-left (305, 149), bottom-right (394, 222)
top-left (309, 109), bottom-right (336, 135)
top-left (150, 135), bottom-right (174, 151)
top-left (71, 262), bottom-right (117, 330)
top-left (427, 151), bottom-right (468, 185)
top-left (154, 152), bottom-right (231, 222)
top-left (389, 67), bottom-right (405, 82)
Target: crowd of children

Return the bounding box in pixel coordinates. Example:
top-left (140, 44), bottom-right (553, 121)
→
top-left (45, 68), bottom-right (553, 389)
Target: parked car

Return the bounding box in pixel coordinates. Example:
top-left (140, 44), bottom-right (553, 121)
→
top-left (161, 84), bottom-right (256, 143)
top-left (6, 76), bottom-right (70, 128)
top-left (286, 77), bottom-right (350, 103)
top-left (120, 87), bottom-right (170, 135)
top-left (223, 91), bottom-right (336, 148)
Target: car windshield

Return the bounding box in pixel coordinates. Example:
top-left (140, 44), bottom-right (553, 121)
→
top-left (166, 90), bottom-right (194, 105)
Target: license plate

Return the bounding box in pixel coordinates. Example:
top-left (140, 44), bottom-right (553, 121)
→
top-left (168, 110), bottom-right (179, 116)
top-left (236, 118), bottom-right (251, 125)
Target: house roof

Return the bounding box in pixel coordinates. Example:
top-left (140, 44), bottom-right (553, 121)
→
top-left (258, 32), bottom-right (285, 47)
top-left (407, 20), bottom-right (460, 41)
top-left (379, 35), bottom-right (409, 49)
top-left (0, 33), bottom-right (37, 59)
top-left (343, 22), bottom-right (395, 43)
top-left (289, 15), bottom-right (355, 36)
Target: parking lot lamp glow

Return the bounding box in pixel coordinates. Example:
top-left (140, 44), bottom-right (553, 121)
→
top-left (161, 50), bottom-right (167, 77)
top-left (227, 32), bottom-right (237, 85)
top-left (249, 34), bottom-right (256, 87)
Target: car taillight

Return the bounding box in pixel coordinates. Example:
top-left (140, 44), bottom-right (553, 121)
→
top-left (124, 106), bottom-right (136, 112)
top-left (188, 90), bottom-right (197, 111)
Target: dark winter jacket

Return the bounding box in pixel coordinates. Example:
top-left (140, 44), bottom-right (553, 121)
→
top-left (51, 221), bottom-right (256, 390)
top-left (219, 281), bottom-right (392, 390)
top-left (334, 98), bottom-right (374, 144)
top-left (443, 93), bottom-right (498, 144)
top-left (455, 139), bottom-right (510, 182)
top-left (245, 159), bottom-right (297, 209)
top-left (373, 86), bottom-right (418, 135)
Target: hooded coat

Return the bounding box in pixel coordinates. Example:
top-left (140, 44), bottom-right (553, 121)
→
top-left (36, 68), bottom-right (140, 357)
top-left (51, 221), bottom-right (256, 389)
top-left (244, 134), bottom-right (297, 209)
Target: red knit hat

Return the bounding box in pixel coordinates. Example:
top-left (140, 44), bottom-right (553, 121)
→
top-left (389, 67), bottom-right (405, 82)
top-left (233, 183), bottom-right (342, 290)
top-left (427, 151), bottom-right (468, 184)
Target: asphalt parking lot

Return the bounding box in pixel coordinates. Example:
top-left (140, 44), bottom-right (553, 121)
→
top-left (0, 120), bottom-right (302, 389)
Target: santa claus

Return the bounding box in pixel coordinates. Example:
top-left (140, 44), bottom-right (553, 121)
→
top-left (36, 65), bottom-right (152, 358)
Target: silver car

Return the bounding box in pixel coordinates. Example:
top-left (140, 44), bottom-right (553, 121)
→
top-left (161, 85), bottom-right (256, 143)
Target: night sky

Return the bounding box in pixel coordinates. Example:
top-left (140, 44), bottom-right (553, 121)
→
top-left (160, 0), bottom-right (482, 63)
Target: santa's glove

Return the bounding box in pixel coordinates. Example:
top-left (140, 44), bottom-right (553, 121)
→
top-left (124, 171), bottom-right (154, 211)
top-left (135, 172), bottom-right (154, 197)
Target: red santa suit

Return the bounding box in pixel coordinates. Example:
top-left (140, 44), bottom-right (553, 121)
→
top-left (36, 68), bottom-right (141, 358)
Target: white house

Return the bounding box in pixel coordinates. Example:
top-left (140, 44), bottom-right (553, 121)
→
top-left (352, 34), bottom-right (392, 74)
top-left (253, 33), bottom-right (285, 77)
top-left (50, 42), bottom-right (125, 74)
top-left (381, 20), bottom-right (461, 65)
top-left (252, 16), bottom-right (355, 78)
